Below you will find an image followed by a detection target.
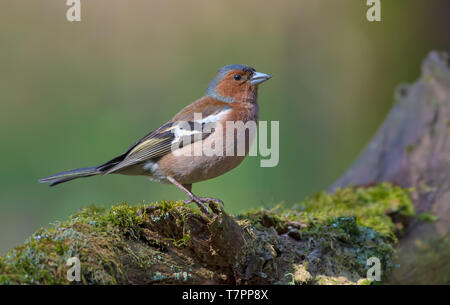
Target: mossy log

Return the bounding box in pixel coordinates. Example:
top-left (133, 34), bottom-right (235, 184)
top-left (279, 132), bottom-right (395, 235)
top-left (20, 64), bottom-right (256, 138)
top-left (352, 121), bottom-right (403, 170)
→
top-left (0, 51), bottom-right (448, 285)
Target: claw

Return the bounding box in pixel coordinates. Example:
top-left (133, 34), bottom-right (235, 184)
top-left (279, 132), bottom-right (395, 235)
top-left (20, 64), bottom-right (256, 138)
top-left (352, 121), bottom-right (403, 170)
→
top-left (183, 196), bottom-right (224, 215)
top-left (199, 197), bottom-right (224, 206)
top-left (183, 197), bottom-right (211, 215)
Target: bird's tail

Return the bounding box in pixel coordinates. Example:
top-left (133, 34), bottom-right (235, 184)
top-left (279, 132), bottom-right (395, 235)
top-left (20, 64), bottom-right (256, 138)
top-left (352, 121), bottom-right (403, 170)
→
top-left (39, 166), bottom-right (100, 187)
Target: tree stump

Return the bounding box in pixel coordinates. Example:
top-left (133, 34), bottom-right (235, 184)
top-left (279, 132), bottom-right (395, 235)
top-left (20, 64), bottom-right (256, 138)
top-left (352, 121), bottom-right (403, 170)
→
top-left (330, 51), bottom-right (450, 284)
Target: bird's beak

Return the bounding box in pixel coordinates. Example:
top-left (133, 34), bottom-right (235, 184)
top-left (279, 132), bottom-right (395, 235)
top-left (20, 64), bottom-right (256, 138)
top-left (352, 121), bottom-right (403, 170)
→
top-left (250, 72), bottom-right (272, 85)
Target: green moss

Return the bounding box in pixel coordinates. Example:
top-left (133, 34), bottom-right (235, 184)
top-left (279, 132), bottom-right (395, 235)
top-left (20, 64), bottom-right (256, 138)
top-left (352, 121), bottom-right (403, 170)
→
top-left (417, 212), bottom-right (438, 223)
top-left (0, 202), bottom-right (156, 284)
top-left (405, 144), bottom-right (416, 153)
top-left (299, 183), bottom-right (414, 236)
top-left (173, 234), bottom-right (191, 247)
top-left (102, 203), bottom-right (146, 238)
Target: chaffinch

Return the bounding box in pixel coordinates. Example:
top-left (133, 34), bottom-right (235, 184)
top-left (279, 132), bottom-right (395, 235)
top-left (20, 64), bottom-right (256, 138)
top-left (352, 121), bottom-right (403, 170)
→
top-left (40, 64), bottom-right (272, 213)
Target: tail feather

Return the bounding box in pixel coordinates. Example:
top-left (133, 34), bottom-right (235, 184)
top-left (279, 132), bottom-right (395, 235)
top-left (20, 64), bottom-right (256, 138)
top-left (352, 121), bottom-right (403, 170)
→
top-left (39, 166), bottom-right (100, 187)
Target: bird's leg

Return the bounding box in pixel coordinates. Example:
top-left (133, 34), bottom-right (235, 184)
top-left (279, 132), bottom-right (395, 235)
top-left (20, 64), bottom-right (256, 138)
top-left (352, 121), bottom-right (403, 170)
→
top-left (166, 176), bottom-right (210, 214)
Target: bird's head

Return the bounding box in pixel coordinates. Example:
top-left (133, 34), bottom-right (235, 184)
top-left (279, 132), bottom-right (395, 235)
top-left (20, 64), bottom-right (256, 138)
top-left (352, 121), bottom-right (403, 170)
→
top-left (206, 64), bottom-right (272, 103)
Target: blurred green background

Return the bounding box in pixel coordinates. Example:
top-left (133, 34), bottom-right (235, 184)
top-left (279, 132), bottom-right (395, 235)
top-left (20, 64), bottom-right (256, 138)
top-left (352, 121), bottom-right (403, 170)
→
top-left (1, 0), bottom-right (449, 254)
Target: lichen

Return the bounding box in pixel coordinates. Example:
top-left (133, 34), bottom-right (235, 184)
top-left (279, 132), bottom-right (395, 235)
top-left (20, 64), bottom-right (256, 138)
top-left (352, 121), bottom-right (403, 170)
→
top-left (0, 183), bottom-right (415, 285)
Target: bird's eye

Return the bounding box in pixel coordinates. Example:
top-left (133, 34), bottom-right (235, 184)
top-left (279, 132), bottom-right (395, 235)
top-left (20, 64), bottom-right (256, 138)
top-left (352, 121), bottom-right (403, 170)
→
top-left (234, 74), bottom-right (242, 81)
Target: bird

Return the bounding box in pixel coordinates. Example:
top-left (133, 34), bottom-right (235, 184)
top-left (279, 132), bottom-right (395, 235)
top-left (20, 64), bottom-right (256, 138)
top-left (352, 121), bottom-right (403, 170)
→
top-left (39, 64), bottom-right (272, 214)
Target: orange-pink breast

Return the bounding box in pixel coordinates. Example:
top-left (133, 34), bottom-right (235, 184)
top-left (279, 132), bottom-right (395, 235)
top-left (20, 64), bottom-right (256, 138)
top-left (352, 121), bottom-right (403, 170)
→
top-left (156, 101), bottom-right (259, 184)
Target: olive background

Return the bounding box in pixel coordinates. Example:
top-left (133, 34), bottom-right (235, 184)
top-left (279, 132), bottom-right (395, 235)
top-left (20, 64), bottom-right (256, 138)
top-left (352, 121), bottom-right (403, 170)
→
top-left (1, 0), bottom-right (449, 254)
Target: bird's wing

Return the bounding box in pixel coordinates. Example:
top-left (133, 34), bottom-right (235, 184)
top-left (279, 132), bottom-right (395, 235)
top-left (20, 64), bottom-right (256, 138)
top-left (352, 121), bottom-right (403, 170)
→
top-left (103, 98), bottom-right (231, 174)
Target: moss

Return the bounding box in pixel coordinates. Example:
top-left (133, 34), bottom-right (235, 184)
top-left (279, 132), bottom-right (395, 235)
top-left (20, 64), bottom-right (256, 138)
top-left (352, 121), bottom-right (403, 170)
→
top-left (417, 212), bottom-right (438, 223)
top-left (0, 198), bottom-right (218, 285)
top-left (0, 202), bottom-right (153, 284)
top-left (0, 183), bottom-right (415, 285)
top-left (405, 144), bottom-right (416, 154)
top-left (102, 203), bottom-right (146, 238)
top-left (301, 183), bottom-right (414, 241)
top-left (172, 234), bottom-right (191, 247)
top-left (238, 183), bottom-right (415, 284)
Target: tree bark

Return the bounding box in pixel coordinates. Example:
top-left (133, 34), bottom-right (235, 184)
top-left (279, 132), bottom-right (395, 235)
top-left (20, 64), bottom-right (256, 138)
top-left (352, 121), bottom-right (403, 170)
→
top-left (330, 51), bottom-right (450, 284)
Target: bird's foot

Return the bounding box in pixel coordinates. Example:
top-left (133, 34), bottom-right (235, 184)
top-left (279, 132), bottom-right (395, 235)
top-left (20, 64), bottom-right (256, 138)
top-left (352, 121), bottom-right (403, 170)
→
top-left (197, 197), bottom-right (224, 206)
top-left (184, 196), bottom-right (224, 215)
